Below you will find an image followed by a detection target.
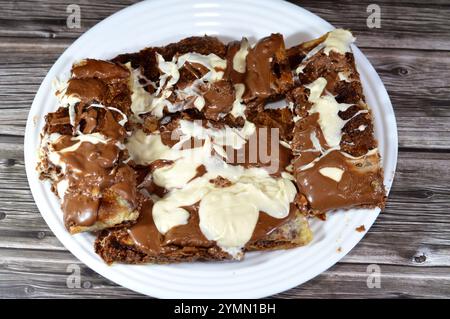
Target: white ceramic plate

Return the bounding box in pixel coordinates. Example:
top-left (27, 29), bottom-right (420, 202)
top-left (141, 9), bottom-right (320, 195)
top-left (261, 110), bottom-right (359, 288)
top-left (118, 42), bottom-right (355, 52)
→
top-left (24, 0), bottom-right (398, 298)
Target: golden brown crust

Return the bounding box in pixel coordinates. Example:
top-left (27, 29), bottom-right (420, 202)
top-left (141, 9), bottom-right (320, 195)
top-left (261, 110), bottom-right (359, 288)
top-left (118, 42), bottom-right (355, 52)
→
top-left (247, 108), bottom-right (295, 141)
top-left (286, 33), bottom-right (328, 69)
top-left (94, 210), bottom-right (312, 264)
top-left (287, 32), bottom-right (386, 215)
top-left (111, 36), bottom-right (227, 83)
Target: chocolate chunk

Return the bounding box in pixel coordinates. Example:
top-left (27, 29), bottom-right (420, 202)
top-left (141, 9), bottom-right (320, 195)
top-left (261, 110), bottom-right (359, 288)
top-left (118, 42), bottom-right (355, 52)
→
top-left (202, 80), bottom-right (235, 121)
top-left (243, 34), bottom-right (293, 102)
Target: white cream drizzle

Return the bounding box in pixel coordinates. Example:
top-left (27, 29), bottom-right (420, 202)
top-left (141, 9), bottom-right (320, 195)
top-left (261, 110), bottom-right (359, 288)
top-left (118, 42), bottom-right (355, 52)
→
top-left (124, 122), bottom-right (296, 258)
top-left (323, 29), bottom-right (355, 55)
top-left (279, 140), bottom-right (291, 150)
top-left (45, 132), bottom-right (110, 174)
top-left (89, 103), bottom-right (128, 126)
top-left (295, 29), bottom-right (355, 73)
top-left (176, 79), bottom-right (206, 111)
top-left (309, 131), bottom-right (323, 153)
top-left (230, 83), bottom-right (246, 118)
top-left (152, 162), bottom-right (296, 257)
top-left (126, 63), bottom-right (153, 120)
top-left (177, 52), bottom-right (226, 82)
top-left (319, 167), bottom-right (344, 182)
top-left (53, 73), bottom-right (131, 129)
top-left (52, 77), bottom-right (80, 127)
top-left (127, 49), bottom-right (249, 122)
top-left (156, 53), bottom-right (180, 91)
top-left (125, 129), bottom-right (171, 165)
top-left (177, 119), bottom-right (256, 151)
top-left (232, 38), bottom-right (249, 73)
top-left (144, 52), bottom-right (228, 118)
top-left (305, 77), bottom-right (353, 148)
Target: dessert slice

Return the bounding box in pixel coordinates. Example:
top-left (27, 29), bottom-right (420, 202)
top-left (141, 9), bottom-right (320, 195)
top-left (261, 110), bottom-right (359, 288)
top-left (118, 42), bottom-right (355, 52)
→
top-left (38, 60), bottom-right (140, 233)
top-left (286, 29), bottom-right (386, 216)
top-left (55, 59), bottom-right (132, 117)
top-left (95, 200), bottom-right (312, 264)
top-left (38, 110), bottom-right (140, 234)
top-left (36, 31), bottom-right (387, 264)
top-left (113, 36), bottom-right (234, 122)
top-left (95, 110), bottom-right (312, 264)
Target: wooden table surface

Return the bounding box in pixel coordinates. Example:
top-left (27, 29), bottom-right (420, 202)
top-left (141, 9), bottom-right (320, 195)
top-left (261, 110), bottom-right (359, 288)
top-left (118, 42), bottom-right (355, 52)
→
top-left (1, 0), bottom-right (449, 299)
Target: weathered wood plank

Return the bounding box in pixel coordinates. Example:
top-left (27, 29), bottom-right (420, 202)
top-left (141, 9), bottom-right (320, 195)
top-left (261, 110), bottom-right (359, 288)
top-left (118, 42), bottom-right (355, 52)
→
top-left (0, 0), bottom-right (449, 299)
top-left (275, 263), bottom-right (450, 299)
top-left (1, 247), bottom-right (449, 298)
top-left (0, 44), bottom-right (61, 111)
top-left (0, 136), bottom-right (25, 160)
top-left (0, 0), bottom-right (449, 50)
top-left (365, 48), bottom-right (450, 118)
top-left (0, 110), bottom-right (27, 136)
top-left (296, 0), bottom-right (450, 51)
top-left (0, 248), bottom-right (146, 298)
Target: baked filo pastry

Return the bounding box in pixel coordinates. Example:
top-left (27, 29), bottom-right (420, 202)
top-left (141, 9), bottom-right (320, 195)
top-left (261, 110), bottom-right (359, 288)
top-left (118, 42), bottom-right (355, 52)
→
top-left (37, 29), bottom-right (385, 264)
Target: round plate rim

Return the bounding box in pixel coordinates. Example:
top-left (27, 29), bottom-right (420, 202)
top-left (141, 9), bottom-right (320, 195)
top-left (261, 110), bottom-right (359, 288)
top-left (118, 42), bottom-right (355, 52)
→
top-left (24, 0), bottom-right (398, 298)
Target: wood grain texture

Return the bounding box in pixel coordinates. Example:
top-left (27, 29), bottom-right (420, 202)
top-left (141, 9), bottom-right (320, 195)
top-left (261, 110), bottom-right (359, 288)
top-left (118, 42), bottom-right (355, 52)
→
top-left (1, 0), bottom-right (449, 50)
top-left (0, 0), bottom-right (449, 299)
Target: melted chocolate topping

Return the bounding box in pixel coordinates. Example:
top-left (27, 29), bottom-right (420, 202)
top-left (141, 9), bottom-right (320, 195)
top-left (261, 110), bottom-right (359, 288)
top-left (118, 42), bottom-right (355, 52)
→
top-left (72, 59), bottom-right (130, 81)
top-left (202, 80), bottom-right (235, 120)
top-left (128, 199), bottom-right (162, 255)
top-left (47, 86), bottom-right (136, 231)
top-left (52, 133), bottom-right (137, 229)
top-left (294, 150), bottom-right (384, 213)
top-left (128, 200), bottom-right (212, 254)
top-left (228, 126), bottom-right (292, 177)
top-left (128, 199), bottom-right (297, 254)
top-left (95, 109), bottom-right (127, 140)
top-left (224, 41), bottom-right (246, 84)
top-left (243, 34), bottom-right (293, 101)
top-left (251, 204), bottom-right (297, 241)
top-left (66, 78), bottom-right (107, 104)
top-left (290, 113), bottom-right (328, 167)
top-left (162, 203), bottom-right (212, 247)
top-left (63, 193), bottom-right (100, 227)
